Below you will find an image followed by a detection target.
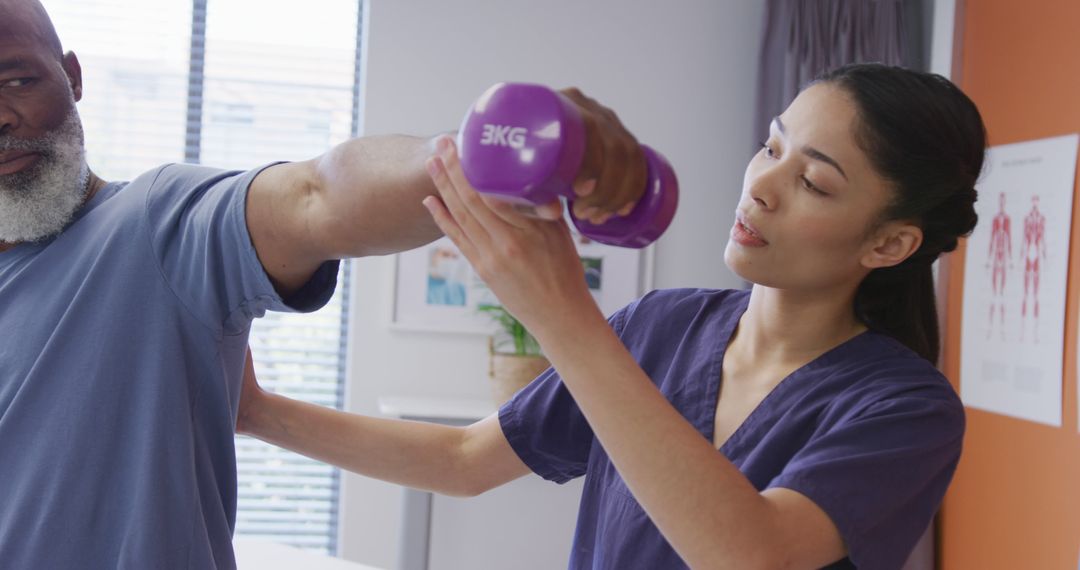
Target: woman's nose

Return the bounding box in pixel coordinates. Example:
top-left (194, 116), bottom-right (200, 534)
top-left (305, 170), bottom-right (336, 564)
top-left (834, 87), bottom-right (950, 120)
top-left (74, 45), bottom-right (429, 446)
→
top-left (747, 170), bottom-right (779, 211)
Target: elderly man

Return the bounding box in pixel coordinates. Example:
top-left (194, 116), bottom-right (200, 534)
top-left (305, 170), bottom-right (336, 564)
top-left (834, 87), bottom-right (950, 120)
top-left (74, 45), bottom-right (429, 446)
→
top-left (0, 1), bottom-right (644, 567)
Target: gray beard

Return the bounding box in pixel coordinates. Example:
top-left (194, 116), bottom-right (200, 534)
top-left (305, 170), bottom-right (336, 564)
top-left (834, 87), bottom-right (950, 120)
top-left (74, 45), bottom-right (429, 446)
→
top-left (0, 106), bottom-right (91, 244)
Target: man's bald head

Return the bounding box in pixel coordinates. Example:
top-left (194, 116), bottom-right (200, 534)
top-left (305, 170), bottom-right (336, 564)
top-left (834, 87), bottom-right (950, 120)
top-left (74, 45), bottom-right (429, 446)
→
top-left (0, 0), bottom-right (64, 61)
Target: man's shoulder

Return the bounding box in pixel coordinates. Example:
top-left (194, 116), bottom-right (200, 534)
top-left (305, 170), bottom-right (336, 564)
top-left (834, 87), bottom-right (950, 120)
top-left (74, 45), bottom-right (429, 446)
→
top-left (128, 163), bottom-right (235, 191)
top-left (134, 163), bottom-right (263, 224)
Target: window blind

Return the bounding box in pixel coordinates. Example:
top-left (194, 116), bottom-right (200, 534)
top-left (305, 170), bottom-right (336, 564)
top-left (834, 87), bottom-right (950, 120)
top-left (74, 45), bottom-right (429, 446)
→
top-left (47, 0), bottom-right (361, 555)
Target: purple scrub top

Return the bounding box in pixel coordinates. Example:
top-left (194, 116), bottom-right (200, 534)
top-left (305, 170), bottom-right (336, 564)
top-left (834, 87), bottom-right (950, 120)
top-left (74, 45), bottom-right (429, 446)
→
top-left (499, 288), bottom-right (964, 569)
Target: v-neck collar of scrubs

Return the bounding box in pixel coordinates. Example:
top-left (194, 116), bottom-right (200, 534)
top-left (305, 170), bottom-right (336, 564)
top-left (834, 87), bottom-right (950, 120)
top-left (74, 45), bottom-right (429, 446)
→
top-left (704, 290), bottom-right (871, 457)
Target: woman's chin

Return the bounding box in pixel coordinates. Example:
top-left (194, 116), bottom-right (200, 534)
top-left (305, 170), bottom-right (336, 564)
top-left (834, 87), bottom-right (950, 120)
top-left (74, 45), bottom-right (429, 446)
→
top-left (723, 244), bottom-right (757, 281)
top-left (722, 242), bottom-right (737, 269)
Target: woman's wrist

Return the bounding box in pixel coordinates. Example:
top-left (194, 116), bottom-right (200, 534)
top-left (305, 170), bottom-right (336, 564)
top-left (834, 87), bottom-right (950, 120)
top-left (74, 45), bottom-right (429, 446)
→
top-left (530, 298), bottom-right (610, 354)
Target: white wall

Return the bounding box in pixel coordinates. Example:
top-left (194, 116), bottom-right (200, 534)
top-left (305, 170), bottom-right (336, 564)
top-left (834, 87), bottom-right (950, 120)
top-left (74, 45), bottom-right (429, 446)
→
top-left (340, 1), bottom-right (764, 568)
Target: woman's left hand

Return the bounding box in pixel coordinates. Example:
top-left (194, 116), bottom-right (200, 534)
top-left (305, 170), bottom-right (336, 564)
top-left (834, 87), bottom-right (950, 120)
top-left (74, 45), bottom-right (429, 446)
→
top-left (422, 136), bottom-right (600, 335)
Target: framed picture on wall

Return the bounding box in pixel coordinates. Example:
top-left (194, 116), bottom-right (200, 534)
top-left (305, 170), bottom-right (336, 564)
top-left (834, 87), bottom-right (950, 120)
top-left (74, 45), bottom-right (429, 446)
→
top-left (389, 233), bottom-right (651, 334)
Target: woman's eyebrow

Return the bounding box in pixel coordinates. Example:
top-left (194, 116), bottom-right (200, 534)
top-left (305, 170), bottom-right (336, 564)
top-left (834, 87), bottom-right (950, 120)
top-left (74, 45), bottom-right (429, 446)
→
top-left (772, 117), bottom-right (849, 181)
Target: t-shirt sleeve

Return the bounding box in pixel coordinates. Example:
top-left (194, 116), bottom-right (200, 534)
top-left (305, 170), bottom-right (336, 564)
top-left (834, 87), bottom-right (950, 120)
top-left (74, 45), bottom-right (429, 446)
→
top-left (766, 394), bottom-right (965, 569)
top-left (144, 163), bottom-right (339, 335)
top-left (497, 301), bottom-right (638, 484)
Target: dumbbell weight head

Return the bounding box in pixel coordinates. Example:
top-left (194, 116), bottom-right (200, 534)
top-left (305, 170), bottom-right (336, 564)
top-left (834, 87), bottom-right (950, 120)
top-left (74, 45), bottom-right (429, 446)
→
top-left (570, 145), bottom-right (679, 249)
top-left (458, 82), bottom-right (678, 249)
top-left (457, 82), bottom-right (585, 206)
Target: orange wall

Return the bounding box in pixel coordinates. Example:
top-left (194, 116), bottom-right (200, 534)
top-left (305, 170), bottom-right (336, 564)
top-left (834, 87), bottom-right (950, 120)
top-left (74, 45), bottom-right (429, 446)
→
top-left (940, 1), bottom-right (1080, 568)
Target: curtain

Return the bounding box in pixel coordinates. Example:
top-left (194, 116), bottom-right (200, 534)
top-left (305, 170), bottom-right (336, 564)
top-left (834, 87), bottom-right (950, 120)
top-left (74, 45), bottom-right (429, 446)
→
top-left (754, 0), bottom-right (921, 143)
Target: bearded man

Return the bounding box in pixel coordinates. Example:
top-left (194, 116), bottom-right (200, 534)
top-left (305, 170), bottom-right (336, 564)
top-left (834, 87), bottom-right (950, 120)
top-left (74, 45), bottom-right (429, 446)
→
top-left (0, 1), bottom-right (643, 567)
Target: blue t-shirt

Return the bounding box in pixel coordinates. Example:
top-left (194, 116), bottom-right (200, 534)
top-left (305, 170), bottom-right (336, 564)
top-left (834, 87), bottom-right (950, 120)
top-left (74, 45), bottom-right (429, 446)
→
top-left (499, 288), bottom-right (965, 570)
top-left (0, 164), bottom-right (338, 569)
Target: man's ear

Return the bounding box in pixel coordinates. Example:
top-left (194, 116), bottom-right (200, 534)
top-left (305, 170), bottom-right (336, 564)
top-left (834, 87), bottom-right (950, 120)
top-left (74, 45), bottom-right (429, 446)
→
top-left (861, 221), bottom-right (923, 269)
top-left (61, 51), bottom-right (83, 102)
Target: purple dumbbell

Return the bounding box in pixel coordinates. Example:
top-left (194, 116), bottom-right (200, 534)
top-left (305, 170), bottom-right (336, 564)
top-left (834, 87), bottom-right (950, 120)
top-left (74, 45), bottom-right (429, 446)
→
top-left (456, 82), bottom-right (678, 249)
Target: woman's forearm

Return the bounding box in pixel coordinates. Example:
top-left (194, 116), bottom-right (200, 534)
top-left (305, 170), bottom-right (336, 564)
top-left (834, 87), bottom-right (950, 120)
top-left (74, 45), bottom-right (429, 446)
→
top-left (240, 391), bottom-right (485, 497)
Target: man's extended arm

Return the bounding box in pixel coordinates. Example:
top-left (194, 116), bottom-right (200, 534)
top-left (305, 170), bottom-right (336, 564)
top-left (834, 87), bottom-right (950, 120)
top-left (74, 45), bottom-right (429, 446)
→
top-left (246, 89), bottom-right (649, 297)
top-left (246, 134), bottom-right (442, 296)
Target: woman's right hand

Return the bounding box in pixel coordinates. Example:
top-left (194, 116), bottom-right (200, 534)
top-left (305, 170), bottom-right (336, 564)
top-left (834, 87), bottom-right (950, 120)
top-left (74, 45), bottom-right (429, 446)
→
top-left (236, 348), bottom-right (265, 435)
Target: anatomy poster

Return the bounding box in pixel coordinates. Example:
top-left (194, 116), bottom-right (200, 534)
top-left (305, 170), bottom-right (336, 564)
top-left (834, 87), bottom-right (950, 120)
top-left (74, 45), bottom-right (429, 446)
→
top-left (961, 134), bottom-right (1078, 426)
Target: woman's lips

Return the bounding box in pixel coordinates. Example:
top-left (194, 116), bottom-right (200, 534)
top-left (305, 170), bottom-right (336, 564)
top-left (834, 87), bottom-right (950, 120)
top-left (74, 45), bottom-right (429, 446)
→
top-left (731, 213), bottom-right (768, 247)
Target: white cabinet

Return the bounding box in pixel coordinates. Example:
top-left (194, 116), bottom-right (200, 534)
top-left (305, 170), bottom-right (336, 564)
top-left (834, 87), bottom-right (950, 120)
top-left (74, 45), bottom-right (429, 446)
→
top-left (378, 397), bottom-right (583, 570)
top-left (430, 476), bottom-right (583, 570)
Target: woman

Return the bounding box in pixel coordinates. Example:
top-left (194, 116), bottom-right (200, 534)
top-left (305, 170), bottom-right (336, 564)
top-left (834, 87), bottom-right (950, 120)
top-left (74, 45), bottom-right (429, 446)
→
top-left (238, 63), bottom-right (986, 569)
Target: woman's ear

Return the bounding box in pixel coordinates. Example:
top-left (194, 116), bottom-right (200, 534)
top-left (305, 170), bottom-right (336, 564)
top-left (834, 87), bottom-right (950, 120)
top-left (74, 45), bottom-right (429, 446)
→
top-left (862, 222), bottom-right (923, 269)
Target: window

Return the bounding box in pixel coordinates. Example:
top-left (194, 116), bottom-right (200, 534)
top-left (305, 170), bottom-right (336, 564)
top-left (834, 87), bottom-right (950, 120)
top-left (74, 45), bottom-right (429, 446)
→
top-left (48, 0), bottom-right (362, 555)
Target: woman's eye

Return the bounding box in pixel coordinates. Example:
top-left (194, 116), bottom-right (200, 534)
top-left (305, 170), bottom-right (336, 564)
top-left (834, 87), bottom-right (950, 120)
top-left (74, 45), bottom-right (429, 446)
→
top-left (759, 141), bottom-right (778, 159)
top-left (801, 176), bottom-right (828, 196)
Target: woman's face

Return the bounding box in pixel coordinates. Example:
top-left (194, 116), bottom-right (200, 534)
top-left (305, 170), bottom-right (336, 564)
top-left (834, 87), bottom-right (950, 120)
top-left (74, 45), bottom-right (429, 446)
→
top-left (724, 83), bottom-right (895, 293)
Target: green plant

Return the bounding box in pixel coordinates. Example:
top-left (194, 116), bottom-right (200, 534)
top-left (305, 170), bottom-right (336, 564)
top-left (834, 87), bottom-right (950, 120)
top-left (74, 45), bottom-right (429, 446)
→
top-left (477, 304), bottom-right (542, 356)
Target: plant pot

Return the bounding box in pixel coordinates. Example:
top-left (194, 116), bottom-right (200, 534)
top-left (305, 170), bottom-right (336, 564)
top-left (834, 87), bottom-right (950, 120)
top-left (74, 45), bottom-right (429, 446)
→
top-left (488, 338), bottom-right (550, 407)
